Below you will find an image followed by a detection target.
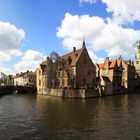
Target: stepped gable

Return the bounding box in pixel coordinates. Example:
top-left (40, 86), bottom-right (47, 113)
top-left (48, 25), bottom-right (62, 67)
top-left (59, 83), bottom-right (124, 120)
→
top-left (109, 60), bottom-right (117, 68)
top-left (98, 63), bottom-right (104, 69)
top-left (98, 60), bottom-right (117, 70)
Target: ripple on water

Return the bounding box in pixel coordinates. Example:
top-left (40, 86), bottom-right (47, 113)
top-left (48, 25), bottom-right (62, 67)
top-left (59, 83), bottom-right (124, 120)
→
top-left (0, 94), bottom-right (140, 140)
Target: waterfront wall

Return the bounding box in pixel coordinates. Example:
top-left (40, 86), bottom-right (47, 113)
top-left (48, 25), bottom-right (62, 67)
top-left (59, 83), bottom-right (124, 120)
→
top-left (37, 88), bottom-right (99, 98)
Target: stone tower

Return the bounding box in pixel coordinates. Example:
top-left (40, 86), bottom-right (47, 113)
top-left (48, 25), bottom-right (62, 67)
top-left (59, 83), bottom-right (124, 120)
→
top-left (135, 41), bottom-right (140, 75)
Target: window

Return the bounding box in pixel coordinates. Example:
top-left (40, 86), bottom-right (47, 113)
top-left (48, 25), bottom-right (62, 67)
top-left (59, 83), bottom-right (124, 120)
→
top-left (71, 69), bottom-right (74, 76)
top-left (93, 79), bottom-right (95, 86)
top-left (88, 70), bottom-right (91, 75)
top-left (75, 54), bottom-right (78, 57)
top-left (39, 70), bottom-right (41, 75)
top-left (39, 80), bottom-right (41, 86)
top-left (83, 78), bottom-right (86, 86)
top-left (83, 59), bottom-right (87, 64)
top-left (136, 61), bottom-right (139, 64)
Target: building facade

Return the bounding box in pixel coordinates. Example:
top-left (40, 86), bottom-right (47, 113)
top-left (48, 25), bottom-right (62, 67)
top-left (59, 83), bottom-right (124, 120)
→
top-left (117, 56), bottom-right (135, 93)
top-left (14, 71), bottom-right (36, 86)
top-left (135, 41), bottom-right (140, 75)
top-left (36, 41), bottom-right (96, 93)
top-left (58, 42), bottom-right (96, 88)
top-left (96, 57), bottom-right (122, 94)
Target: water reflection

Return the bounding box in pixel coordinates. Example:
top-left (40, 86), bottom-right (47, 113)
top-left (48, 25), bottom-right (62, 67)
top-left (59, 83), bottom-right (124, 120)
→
top-left (0, 94), bottom-right (140, 140)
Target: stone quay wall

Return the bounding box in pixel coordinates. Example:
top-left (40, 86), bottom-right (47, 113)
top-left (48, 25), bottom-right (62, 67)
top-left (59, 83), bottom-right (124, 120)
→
top-left (37, 88), bottom-right (99, 98)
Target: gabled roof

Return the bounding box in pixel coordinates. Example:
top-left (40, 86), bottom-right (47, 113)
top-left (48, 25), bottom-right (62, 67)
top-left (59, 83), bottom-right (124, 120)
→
top-left (60, 47), bottom-right (84, 66)
top-left (98, 63), bottom-right (104, 69)
top-left (109, 60), bottom-right (117, 68)
top-left (117, 59), bottom-right (121, 67)
top-left (98, 60), bottom-right (117, 70)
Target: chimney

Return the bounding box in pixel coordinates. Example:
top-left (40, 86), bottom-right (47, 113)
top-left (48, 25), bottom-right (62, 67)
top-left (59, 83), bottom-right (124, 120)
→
top-left (106, 57), bottom-right (109, 61)
top-left (47, 57), bottom-right (49, 61)
top-left (104, 57), bottom-right (109, 69)
top-left (73, 47), bottom-right (76, 53)
top-left (118, 55), bottom-right (122, 59)
top-left (129, 59), bottom-right (131, 65)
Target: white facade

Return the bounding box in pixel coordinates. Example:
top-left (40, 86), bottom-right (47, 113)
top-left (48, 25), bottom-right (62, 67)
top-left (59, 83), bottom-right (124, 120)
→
top-left (14, 71), bottom-right (36, 86)
top-left (135, 41), bottom-right (140, 75)
top-left (14, 76), bottom-right (24, 86)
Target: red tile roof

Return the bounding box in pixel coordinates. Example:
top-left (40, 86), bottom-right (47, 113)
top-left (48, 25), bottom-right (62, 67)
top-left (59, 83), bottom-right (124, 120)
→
top-left (60, 47), bottom-right (84, 66)
top-left (109, 60), bottom-right (117, 68)
top-left (117, 59), bottom-right (121, 67)
top-left (98, 64), bottom-right (104, 69)
top-left (98, 60), bottom-right (117, 70)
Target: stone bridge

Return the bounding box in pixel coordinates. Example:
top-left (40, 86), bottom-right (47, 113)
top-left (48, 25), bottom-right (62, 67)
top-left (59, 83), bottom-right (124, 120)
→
top-left (0, 86), bottom-right (37, 95)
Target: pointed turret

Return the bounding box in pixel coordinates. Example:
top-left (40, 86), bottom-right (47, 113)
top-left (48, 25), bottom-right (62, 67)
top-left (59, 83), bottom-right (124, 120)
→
top-left (82, 38), bottom-right (86, 48)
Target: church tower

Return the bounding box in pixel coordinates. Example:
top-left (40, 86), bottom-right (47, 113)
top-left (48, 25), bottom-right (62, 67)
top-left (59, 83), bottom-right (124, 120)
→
top-left (135, 41), bottom-right (140, 75)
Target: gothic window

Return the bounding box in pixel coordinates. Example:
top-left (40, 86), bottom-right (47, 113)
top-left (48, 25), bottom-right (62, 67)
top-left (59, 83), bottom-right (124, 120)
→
top-left (88, 70), bottom-right (91, 75)
top-left (62, 79), bottom-right (64, 86)
top-left (93, 79), bottom-right (95, 86)
top-left (39, 80), bottom-right (41, 86)
top-left (83, 59), bottom-right (87, 64)
top-left (83, 78), bottom-right (86, 86)
top-left (39, 70), bottom-right (41, 75)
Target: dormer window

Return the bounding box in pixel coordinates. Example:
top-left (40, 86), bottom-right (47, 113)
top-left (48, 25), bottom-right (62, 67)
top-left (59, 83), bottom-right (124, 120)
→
top-left (75, 53), bottom-right (78, 57)
top-left (68, 56), bottom-right (72, 64)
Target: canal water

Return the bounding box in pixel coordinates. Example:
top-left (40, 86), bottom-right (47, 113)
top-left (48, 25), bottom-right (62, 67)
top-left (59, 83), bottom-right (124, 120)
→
top-left (0, 93), bottom-right (140, 140)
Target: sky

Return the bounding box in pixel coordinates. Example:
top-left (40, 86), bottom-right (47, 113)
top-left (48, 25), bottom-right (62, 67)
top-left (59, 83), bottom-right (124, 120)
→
top-left (0, 0), bottom-right (140, 74)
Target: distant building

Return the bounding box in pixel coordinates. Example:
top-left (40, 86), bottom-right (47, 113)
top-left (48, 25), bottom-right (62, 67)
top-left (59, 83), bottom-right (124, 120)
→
top-left (13, 71), bottom-right (36, 86)
top-left (117, 55), bottom-right (135, 93)
top-left (96, 76), bottom-right (112, 95)
top-left (36, 58), bottom-right (50, 93)
top-left (0, 72), bottom-right (6, 86)
top-left (36, 41), bottom-right (96, 94)
top-left (96, 57), bottom-right (122, 94)
top-left (135, 41), bottom-right (140, 76)
top-left (96, 56), bottom-right (135, 94)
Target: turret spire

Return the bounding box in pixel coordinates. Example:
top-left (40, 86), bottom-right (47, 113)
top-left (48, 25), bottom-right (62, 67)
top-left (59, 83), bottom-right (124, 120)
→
top-left (82, 37), bottom-right (86, 48)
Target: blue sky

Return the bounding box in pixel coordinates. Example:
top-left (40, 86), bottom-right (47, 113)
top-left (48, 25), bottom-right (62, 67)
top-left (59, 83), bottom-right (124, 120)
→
top-left (0, 0), bottom-right (140, 74)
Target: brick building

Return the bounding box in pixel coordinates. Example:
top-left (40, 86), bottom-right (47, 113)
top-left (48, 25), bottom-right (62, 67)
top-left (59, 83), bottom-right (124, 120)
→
top-left (117, 56), bottom-right (135, 93)
top-left (96, 57), bottom-right (122, 94)
top-left (36, 41), bottom-right (96, 93)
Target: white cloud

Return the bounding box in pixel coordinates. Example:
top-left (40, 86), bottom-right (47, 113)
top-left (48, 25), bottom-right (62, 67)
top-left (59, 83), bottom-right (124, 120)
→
top-left (79, 0), bottom-right (97, 4)
top-left (0, 21), bottom-right (46, 74)
top-left (14, 50), bottom-right (46, 73)
top-left (79, 0), bottom-right (140, 24)
top-left (0, 21), bottom-right (25, 62)
top-left (102, 0), bottom-right (140, 24)
top-left (0, 65), bottom-right (14, 75)
top-left (57, 13), bottom-right (140, 62)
